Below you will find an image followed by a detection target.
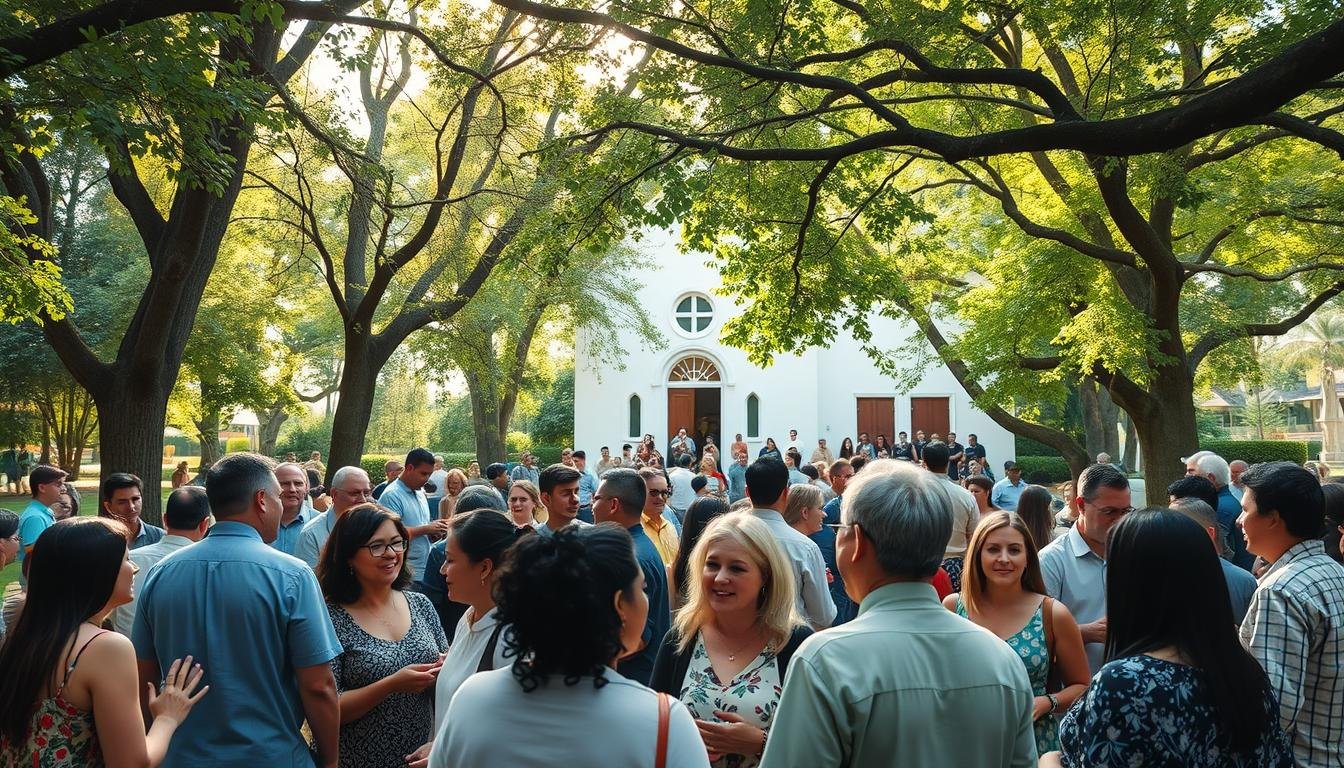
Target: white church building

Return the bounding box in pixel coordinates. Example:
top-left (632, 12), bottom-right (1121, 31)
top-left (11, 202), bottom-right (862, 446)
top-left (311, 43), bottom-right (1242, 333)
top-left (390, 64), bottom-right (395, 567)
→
top-left (574, 228), bottom-right (1016, 466)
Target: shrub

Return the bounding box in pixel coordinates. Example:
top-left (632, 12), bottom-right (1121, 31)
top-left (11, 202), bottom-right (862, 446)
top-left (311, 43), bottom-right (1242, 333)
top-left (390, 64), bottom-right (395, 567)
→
top-left (1015, 456), bottom-right (1072, 483)
top-left (224, 437), bottom-right (251, 454)
top-left (1199, 439), bottom-right (1309, 466)
top-left (360, 452), bottom-right (481, 480)
top-left (506, 431), bottom-right (533, 455)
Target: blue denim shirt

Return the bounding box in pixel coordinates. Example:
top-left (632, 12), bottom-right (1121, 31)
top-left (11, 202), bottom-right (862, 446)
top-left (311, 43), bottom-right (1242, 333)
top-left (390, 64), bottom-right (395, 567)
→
top-left (379, 479), bottom-right (433, 579)
top-left (811, 496), bottom-right (856, 625)
top-left (132, 521), bottom-right (342, 767)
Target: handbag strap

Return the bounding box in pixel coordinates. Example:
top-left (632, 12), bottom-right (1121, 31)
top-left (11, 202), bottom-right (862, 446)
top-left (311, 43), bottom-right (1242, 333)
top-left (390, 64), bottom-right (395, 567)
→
top-left (476, 621), bottom-right (506, 674)
top-left (655, 692), bottom-right (671, 768)
top-left (1042, 596), bottom-right (1056, 665)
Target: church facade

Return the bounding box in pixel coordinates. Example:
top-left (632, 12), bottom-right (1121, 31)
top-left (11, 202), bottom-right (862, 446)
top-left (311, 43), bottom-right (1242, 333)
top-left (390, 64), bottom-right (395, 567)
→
top-left (575, 228), bottom-right (1015, 467)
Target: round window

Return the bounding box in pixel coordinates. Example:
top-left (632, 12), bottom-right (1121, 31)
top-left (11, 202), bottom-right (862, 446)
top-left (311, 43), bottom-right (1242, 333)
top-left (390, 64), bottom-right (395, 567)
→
top-left (674, 293), bottom-right (713, 336)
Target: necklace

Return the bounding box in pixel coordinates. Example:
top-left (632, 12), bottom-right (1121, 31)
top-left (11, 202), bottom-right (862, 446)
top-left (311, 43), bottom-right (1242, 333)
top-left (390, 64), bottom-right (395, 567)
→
top-left (715, 627), bottom-right (763, 662)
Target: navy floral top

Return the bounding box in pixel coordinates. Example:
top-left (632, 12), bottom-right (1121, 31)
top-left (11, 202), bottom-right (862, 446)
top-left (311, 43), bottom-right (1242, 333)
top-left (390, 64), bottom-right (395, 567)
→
top-left (1058, 655), bottom-right (1294, 767)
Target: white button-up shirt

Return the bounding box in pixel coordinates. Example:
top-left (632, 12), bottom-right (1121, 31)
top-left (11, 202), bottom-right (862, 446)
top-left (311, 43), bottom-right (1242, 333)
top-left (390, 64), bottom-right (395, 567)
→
top-left (752, 508), bottom-right (837, 629)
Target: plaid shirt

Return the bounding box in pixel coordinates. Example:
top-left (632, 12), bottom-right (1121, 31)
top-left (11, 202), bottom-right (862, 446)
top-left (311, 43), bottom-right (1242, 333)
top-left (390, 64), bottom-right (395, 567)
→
top-left (1240, 539), bottom-right (1344, 767)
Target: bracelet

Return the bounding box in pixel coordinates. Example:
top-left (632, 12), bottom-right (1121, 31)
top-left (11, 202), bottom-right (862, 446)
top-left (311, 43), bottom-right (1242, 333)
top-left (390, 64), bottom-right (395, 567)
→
top-left (1046, 693), bottom-right (1059, 714)
top-left (760, 727), bottom-right (768, 755)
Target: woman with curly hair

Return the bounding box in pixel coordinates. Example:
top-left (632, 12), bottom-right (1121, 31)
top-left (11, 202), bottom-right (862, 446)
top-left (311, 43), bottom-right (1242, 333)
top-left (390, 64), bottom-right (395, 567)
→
top-left (429, 525), bottom-right (710, 768)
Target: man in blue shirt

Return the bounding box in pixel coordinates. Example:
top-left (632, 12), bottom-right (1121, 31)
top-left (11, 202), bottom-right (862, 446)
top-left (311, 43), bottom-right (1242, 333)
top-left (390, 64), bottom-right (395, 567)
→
top-left (1186, 451), bottom-right (1255, 571)
top-left (270, 462), bottom-right (312, 557)
top-left (572, 450), bottom-right (599, 524)
top-left (379, 448), bottom-right (450, 581)
top-left (133, 452), bottom-right (342, 767)
top-left (991, 461), bottom-right (1027, 511)
top-left (101, 472), bottom-right (165, 550)
top-left (811, 458), bottom-right (856, 625)
top-left (726, 450), bottom-right (748, 503)
top-left (17, 464), bottom-right (66, 570)
top-left (593, 467), bottom-right (667, 686)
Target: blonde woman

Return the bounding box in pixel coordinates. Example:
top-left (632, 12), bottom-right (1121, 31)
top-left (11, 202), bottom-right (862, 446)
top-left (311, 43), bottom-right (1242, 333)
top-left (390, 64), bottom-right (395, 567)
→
top-left (650, 513), bottom-right (811, 768)
top-left (698, 455), bottom-right (728, 499)
top-left (465, 461), bottom-right (481, 481)
top-left (782, 483), bottom-right (825, 537)
top-left (506, 480), bottom-right (547, 527)
top-left (943, 511), bottom-right (1090, 755)
top-left (437, 468), bottom-right (468, 519)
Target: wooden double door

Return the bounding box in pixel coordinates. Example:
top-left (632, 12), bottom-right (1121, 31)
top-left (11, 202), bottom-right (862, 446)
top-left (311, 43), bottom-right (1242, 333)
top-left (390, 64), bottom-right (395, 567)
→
top-left (856, 396), bottom-right (950, 442)
top-left (668, 387), bottom-right (722, 451)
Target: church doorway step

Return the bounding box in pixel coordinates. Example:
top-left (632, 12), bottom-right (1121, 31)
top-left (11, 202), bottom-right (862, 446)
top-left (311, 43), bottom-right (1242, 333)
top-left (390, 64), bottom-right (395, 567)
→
top-left (668, 387), bottom-right (722, 458)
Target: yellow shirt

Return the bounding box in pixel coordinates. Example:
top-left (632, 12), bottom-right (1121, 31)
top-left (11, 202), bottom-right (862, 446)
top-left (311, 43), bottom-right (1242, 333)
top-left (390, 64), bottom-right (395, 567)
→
top-left (641, 512), bottom-right (680, 566)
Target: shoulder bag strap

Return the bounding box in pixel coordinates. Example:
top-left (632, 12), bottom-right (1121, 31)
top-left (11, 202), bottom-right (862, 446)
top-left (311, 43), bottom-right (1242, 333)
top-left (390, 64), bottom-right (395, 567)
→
top-left (1042, 597), bottom-right (1061, 693)
top-left (477, 621), bottom-right (507, 674)
top-left (655, 692), bottom-right (671, 768)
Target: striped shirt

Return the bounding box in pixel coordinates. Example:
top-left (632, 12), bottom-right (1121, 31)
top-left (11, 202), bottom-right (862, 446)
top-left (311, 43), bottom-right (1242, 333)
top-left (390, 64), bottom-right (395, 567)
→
top-left (1240, 539), bottom-right (1344, 767)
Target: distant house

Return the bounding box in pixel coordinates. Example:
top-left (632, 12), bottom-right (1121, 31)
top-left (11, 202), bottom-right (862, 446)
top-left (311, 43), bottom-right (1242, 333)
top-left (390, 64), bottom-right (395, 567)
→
top-left (1198, 385), bottom-right (1324, 439)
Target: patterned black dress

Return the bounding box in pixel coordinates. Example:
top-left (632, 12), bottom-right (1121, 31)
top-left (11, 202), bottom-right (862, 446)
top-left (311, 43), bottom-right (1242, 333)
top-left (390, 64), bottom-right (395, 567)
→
top-left (1058, 654), bottom-right (1294, 767)
top-left (329, 590), bottom-right (450, 767)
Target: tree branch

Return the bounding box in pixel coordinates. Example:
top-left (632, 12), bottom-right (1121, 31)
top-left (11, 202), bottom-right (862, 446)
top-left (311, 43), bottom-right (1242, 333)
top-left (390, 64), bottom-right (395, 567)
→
top-left (1188, 281), bottom-right (1344, 370)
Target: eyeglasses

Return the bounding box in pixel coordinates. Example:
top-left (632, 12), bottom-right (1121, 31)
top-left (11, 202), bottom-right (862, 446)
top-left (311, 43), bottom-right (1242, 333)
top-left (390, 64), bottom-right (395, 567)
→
top-left (362, 539), bottom-right (407, 558)
top-left (647, 489), bottom-right (673, 498)
top-left (824, 522), bottom-right (854, 533)
top-left (1087, 503), bottom-right (1135, 517)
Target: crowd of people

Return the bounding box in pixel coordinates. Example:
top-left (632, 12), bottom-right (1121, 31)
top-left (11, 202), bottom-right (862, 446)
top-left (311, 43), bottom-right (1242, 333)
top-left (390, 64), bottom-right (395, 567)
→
top-left (1, 434), bottom-right (1343, 767)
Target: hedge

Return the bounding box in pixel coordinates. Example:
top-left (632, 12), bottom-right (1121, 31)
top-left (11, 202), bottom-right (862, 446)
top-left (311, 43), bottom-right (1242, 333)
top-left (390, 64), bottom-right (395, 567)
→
top-left (1015, 456), bottom-right (1073, 483)
top-left (1199, 439), bottom-right (1309, 465)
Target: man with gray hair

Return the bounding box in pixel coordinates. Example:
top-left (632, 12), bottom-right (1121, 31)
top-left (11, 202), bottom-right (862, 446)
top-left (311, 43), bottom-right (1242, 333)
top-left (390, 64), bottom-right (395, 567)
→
top-left (761, 459), bottom-right (1036, 767)
top-left (133, 452), bottom-right (342, 767)
top-left (294, 465), bottom-right (373, 567)
top-left (1168, 496), bottom-right (1258, 623)
top-left (1186, 451), bottom-right (1254, 571)
top-left (1230, 458), bottom-right (1249, 501)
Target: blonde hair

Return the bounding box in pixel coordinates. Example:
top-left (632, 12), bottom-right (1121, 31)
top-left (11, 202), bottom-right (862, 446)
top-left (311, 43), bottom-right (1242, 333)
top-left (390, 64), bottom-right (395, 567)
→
top-left (674, 512), bottom-right (800, 653)
top-left (782, 483), bottom-right (824, 525)
top-left (509, 479), bottom-right (546, 523)
top-left (444, 467), bottom-right (468, 494)
top-left (700, 455), bottom-right (718, 473)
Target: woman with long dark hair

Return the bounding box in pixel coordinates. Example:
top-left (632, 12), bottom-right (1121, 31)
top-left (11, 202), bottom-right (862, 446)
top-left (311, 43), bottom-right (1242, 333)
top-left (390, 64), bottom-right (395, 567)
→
top-left (0, 518), bottom-right (207, 766)
top-left (1015, 485), bottom-right (1058, 549)
top-left (838, 438), bottom-right (854, 460)
top-left (873, 434), bottom-right (890, 456)
top-left (757, 438), bottom-right (781, 461)
top-left (1041, 509), bottom-right (1295, 767)
top-left (429, 525), bottom-right (710, 767)
top-left (319, 504), bottom-right (448, 767)
top-left (671, 497), bottom-right (730, 607)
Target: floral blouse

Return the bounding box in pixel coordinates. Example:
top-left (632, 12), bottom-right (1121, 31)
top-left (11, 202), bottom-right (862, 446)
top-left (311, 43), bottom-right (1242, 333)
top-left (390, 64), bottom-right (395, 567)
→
top-left (0, 631), bottom-right (106, 767)
top-left (678, 633), bottom-right (782, 768)
top-left (1058, 654), bottom-right (1295, 767)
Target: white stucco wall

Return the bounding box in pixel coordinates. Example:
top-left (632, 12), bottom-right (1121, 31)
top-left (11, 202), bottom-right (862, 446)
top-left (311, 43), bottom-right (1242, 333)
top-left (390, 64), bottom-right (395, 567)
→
top-left (575, 228), bottom-right (1015, 464)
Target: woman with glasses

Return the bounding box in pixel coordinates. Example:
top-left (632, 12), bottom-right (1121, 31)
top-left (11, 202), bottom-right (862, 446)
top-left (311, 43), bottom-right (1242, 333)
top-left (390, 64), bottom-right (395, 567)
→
top-left (318, 504), bottom-right (448, 768)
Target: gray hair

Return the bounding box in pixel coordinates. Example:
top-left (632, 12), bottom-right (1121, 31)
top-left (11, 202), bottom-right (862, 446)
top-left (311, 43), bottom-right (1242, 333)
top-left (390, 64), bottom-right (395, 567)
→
top-left (602, 468), bottom-right (647, 518)
top-left (841, 459), bottom-right (952, 579)
top-left (783, 483), bottom-right (824, 525)
top-left (1192, 453), bottom-right (1232, 488)
top-left (457, 483), bottom-right (506, 513)
top-left (329, 466), bottom-right (370, 491)
top-left (1169, 497), bottom-right (1225, 555)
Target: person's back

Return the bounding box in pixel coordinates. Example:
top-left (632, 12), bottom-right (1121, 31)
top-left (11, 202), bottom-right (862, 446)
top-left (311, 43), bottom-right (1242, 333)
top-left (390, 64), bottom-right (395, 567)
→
top-left (132, 454), bottom-right (341, 767)
top-left (764, 583), bottom-right (1034, 766)
top-left (668, 465), bottom-right (697, 512)
top-left (438, 666), bottom-right (706, 767)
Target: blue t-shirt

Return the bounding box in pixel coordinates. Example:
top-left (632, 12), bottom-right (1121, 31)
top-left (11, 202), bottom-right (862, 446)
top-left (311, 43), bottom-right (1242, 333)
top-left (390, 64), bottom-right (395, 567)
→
top-left (132, 521), bottom-right (342, 767)
top-left (811, 496), bottom-right (855, 626)
top-left (618, 524), bottom-right (669, 686)
top-left (380, 479), bottom-right (433, 580)
top-left (16, 499), bottom-right (52, 564)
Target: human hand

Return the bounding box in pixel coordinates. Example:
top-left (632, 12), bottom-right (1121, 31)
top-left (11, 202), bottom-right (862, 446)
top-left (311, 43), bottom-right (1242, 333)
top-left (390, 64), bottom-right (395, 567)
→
top-left (147, 655), bottom-right (209, 725)
top-left (404, 741), bottom-right (432, 767)
top-left (825, 567), bottom-right (835, 585)
top-left (1079, 618), bottom-right (1108, 644)
top-left (696, 711), bottom-right (766, 757)
top-left (388, 661), bottom-right (442, 693)
top-left (1032, 696), bottom-right (1052, 721)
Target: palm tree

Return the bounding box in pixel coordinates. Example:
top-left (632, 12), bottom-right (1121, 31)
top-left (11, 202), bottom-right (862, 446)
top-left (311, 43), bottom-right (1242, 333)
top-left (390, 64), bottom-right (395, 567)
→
top-left (1279, 313), bottom-right (1344, 449)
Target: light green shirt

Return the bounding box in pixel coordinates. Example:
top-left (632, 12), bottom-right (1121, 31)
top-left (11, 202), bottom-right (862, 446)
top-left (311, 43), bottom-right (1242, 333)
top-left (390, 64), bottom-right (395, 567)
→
top-left (760, 582), bottom-right (1037, 768)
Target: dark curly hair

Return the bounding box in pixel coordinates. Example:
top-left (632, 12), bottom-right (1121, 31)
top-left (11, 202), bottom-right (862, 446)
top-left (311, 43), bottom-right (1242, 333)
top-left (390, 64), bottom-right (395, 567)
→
top-left (317, 503), bottom-right (412, 604)
top-left (494, 523), bottom-right (639, 692)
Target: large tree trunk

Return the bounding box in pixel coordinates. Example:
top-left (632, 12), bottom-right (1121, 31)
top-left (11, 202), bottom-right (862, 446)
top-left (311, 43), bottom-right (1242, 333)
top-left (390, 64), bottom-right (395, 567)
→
top-left (1127, 370), bottom-right (1200, 506)
top-left (96, 383), bottom-right (172, 525)
top-left (1080, 379), bottom-right (1121, 460)
top-left (1121, 412), bottom-right (1138, 473)
top-left (325, 338), bottom-right (387, 485)
top-left (465, 372), bottom-right (508, 467)
top-left (258, 401), bottom-right (289, 457)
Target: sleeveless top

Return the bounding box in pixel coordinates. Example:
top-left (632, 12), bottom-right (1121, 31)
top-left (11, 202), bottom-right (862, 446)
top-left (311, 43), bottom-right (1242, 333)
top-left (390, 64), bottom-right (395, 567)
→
top-left (2, 630), bottom-right (107, 767)
top-left (955, 597), bottom-right (1058, 753)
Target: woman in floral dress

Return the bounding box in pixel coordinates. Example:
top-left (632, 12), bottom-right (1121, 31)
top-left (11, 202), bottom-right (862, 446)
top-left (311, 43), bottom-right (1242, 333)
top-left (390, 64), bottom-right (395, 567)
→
top-left (651, 513), bottom-right (811, 767)
top-left (944, 511), bottom-right (1091, 755)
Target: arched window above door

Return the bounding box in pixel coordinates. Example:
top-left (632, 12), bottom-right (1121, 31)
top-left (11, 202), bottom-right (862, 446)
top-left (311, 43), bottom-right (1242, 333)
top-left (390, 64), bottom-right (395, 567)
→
top-left (669, 355), bottom-right (721, 382)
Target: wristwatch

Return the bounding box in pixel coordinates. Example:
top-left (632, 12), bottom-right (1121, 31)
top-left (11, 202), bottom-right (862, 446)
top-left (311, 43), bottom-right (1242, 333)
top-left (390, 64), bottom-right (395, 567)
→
top-left (1046, 693), bottom-right (1059, 714)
